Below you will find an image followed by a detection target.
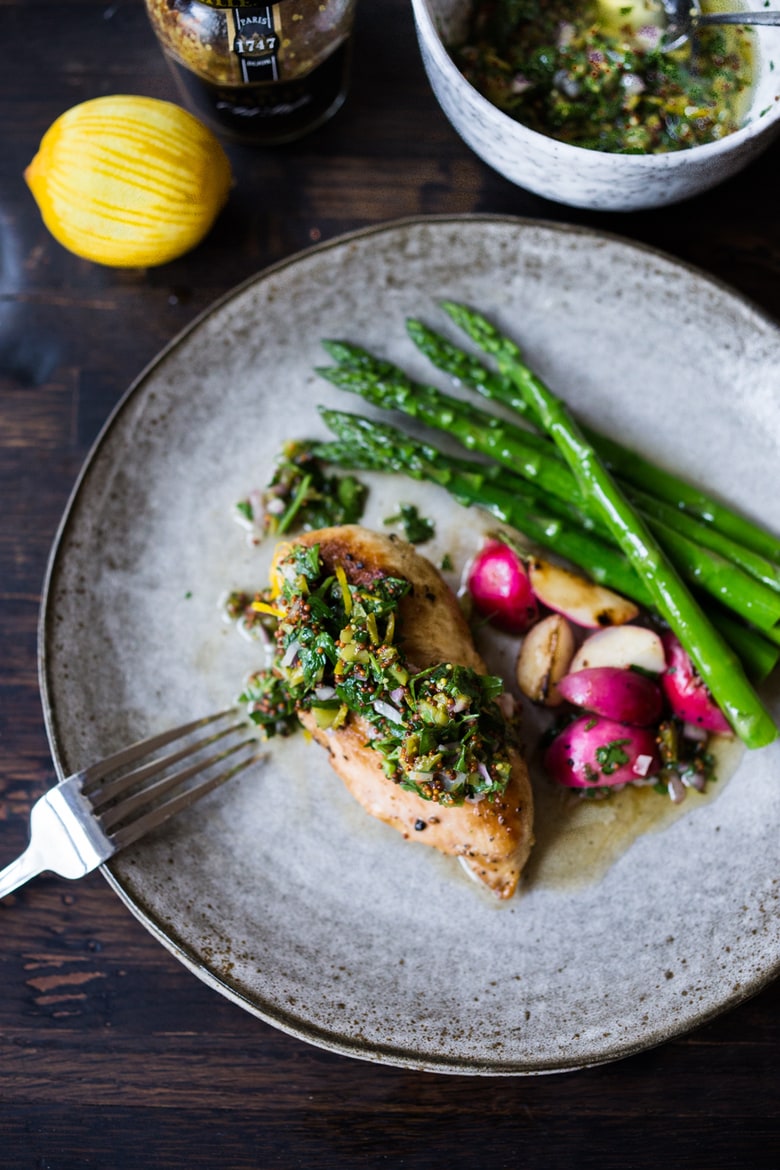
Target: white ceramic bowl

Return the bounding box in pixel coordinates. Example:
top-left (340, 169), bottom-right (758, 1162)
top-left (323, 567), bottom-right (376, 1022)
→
top-left (411, 0), bottom-right (780, 210)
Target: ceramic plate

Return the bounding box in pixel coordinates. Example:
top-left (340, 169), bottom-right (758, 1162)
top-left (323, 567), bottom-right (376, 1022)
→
top-left (39, 217), bottom-right (780, 1074)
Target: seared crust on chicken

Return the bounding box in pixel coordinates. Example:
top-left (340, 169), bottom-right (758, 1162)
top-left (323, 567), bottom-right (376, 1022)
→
top-left (272, 526), bottom-right (534, 898)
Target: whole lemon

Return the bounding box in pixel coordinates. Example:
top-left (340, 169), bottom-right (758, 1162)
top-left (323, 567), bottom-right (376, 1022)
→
top-left (25, 95), bottom-right (233, 268)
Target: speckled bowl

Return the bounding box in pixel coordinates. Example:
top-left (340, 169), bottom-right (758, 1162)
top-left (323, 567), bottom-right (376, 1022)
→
top-left (411, 0), bottom-right (780, 211)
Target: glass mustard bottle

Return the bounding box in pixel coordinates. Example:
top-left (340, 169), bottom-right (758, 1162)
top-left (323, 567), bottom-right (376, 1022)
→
top-left (144, 1), bottom-right (358, 146)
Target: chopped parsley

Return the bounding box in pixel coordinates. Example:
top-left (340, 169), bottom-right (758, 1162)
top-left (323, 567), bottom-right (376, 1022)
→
top-left (234, 542), bottom-right (518, 804)
top-left (594, 737), bottom-right (632, 776)
top-left (384, 503), bottom-right (435, 544)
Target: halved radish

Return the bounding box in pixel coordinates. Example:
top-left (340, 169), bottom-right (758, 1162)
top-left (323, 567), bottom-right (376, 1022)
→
top-left (557, 666), bottom-right (663, 726)
top-left (527, 557), bottom-right (638, 628)
top-left (544, 715), bottom-right (660, 788)
top-left (515, 612), bottom-right (575, 706)
top-left (661, 633), bottom-right (731, 733)
top-left (569, 624), bottom-right (666, 675)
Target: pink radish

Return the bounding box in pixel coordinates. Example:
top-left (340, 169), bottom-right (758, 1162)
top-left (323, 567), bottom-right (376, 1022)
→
top-left (568, 624), bottom-right (666, 675)
top-left (661, 633), bottom-right (731, 734)
top-left (545, 715), bottom-right (660, 788)
top-left (467, 540), bottom-right (538, 634)
top-left (557, 666), bottom-right (663, 726)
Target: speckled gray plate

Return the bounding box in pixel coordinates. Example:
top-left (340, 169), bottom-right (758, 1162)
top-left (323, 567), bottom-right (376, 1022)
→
top-left (39, 216), bottom-right (780, 1075)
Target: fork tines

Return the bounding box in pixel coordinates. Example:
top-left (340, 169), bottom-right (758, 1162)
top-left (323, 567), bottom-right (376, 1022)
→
top-left (80, 709), bottom-right (261, 851)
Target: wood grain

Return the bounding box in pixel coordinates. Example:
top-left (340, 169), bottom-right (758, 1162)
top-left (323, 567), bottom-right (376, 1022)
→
top-left (1, 1), bottom-right (778, 1166)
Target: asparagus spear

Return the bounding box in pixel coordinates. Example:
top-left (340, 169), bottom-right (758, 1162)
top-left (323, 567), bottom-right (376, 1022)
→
top-left (313, 409), bottom-right (780, 682)
top-left (317, 355), bottom-right (780, 635)
top-left (623, 484), bottom-right (780, 595)
top-left (318, 357), bottom-right (595, 517)
top-left (417, 312), bottom-right (780, 565)
top-left (327, 333), bottom-right (780, 580)
top-left (316, 408), bottom-right (657, 603)
top-left (408, 319), bottom-right (780, 590)
top-left (711, 612), bottom-right (779, 681)
top-left (438, 304), bottom-right (777, 748)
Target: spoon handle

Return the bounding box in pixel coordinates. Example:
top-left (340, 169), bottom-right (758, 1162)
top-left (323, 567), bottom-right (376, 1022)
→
top-left (698, 11), bottom-right (780, 25)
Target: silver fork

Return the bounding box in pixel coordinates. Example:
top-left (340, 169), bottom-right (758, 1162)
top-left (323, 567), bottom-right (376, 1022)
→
top-left (0, 709), bottom-right (260, 900)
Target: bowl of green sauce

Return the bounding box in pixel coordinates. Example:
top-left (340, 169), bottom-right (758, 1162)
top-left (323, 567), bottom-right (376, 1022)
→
top-left (411, 0), bottom-right (780, 210)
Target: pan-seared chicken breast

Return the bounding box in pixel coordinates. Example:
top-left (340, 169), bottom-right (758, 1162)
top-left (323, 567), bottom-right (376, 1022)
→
top-left (271, 526), bottom-right (534, 898)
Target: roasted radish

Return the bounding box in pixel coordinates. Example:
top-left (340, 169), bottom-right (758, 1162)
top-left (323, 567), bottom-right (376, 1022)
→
top-left (467, 539), bottom-right (538, 634)
top-left (526, 556), bottom-right (639, 628)
top-left (515, 613), bottom-right (575, 707)
top-left (568, 624), bottom-right (666, 675)
top-left (544, 715), bottom-right (660, 788)
top-left (557, 666), bottom-right (663, 726)
top-left (661, 633), bottom-right (731, 734)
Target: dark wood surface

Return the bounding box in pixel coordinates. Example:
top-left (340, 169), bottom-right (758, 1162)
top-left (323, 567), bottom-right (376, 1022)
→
top-left (1, 2), bottom-right (779, 1166)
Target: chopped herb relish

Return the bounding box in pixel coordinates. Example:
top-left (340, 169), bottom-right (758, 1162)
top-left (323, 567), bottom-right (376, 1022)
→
top-left (452, 0), bottom-right (754, 153)
top-left (653, 717), bottom-right (716, 797)
top-left (224, 589), bottom-right (275, 632)
top-left (236, 542), bottom-right (519, 804)
top-left (237, 441), bottom-right (367, 541)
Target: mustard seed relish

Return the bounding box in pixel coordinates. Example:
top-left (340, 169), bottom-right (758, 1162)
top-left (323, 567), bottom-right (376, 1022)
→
top-left (238, 542), bottom-right (518, 804)
top-left (452, 1), bottom-right (754, 153)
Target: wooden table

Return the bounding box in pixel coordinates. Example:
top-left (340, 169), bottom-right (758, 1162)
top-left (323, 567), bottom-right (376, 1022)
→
top-left (1, 3), bottom-right (778, 1165)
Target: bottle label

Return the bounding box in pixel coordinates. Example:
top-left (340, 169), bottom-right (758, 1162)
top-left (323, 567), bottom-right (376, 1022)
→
top-left (161, 0), bottom-right (353, 144)
top-left (226, 5), bottom-right (284, 83)
top-left (196, 1), bottom-right (291, 7)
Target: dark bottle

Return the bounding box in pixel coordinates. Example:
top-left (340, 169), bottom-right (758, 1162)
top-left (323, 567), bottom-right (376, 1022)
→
top-left (145, 1), bottom-right (357, 146)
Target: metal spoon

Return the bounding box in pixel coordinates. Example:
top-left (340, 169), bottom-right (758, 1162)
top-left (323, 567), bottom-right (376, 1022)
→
top-left (661, 2), bottom-right (780, 51)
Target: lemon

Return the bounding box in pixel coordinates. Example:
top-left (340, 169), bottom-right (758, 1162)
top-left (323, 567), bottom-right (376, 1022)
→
top-left (24, 95), bottom-right (233, 268)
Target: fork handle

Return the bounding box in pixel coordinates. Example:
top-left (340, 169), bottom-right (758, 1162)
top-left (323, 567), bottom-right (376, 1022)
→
top-left (0, 845), bottom-right (45, 900)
